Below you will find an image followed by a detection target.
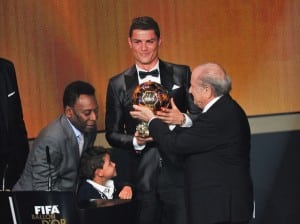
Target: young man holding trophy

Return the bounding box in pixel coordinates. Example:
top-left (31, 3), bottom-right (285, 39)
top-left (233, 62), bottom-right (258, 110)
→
top-left (105, 16), bottom-right (201, 224)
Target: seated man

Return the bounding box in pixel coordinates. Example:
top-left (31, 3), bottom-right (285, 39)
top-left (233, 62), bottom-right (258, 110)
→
top-left (13, 80), bottom-right (98, 191)
top-left (77, 146), bottom-right (133, 202)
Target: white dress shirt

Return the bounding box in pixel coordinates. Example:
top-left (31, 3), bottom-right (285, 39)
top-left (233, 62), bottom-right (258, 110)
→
top-left (67, 118), bottom-right (84, 155)
top-left (86, 179), bottom-right (115, 199)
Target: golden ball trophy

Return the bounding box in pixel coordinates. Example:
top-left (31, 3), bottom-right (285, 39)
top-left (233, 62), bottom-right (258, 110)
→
top-left (132, 81), bottom-right (170, 137)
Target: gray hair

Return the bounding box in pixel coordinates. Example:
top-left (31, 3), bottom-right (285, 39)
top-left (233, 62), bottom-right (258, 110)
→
top-left (202, 74), bottom-right (231, 96)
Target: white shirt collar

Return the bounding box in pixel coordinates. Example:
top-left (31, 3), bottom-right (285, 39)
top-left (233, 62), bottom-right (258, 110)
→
top-left (86, 179), bottom-right (115, 199)
top-left (136, 62), bottom-right (161, 84)
top-left (66, 118), bottom-right (83, 144)
top-left (202, 95), bottom-right (223, 113)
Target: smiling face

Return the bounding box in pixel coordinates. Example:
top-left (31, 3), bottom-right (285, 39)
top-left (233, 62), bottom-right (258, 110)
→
top-left (128, 29), bottom-right (161, 70)
top-left (65, 94), bottom-right (98, 133)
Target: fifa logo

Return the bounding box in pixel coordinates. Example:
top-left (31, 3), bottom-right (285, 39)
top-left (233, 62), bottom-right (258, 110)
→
top-left (34, 205), bottom-right (60, 215)
top-left (32, 205), bottom-right (66, 223)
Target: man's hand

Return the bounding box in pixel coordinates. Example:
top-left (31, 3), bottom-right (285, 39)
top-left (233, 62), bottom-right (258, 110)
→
top-left (134, 131), bottom-right (154, 145)
top-left (130, 104), bottom-right (156, 122)
top-left (156, 98), bottom-right (185, 125)
top-left (118, 185), bottom-right (133, 199)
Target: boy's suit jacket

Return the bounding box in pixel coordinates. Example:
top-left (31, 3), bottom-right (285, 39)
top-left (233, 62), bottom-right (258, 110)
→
top-left (77, 178), bottom-right (130, 202)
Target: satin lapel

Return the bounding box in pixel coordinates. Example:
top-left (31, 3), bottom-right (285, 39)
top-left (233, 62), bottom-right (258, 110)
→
top-left (159, 61), bottom-right (174, 92)
top-left (124, 66), bottom-right (139, 98)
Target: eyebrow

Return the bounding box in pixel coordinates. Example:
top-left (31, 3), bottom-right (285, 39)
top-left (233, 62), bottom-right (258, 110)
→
top-left (131, 38), bottom-right (157, 42)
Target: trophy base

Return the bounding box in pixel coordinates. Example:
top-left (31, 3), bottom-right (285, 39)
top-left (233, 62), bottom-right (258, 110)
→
top-left (136, 121), bottom-right (150, 138)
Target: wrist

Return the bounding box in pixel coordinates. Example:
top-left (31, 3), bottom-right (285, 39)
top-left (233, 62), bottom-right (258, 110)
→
top-left (180, 113), bottom-right (186, 126)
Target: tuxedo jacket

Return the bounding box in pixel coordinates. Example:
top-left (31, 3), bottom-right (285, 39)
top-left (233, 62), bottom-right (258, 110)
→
top-left (105, 60), bottom-right (200, 192)
top-left (13, 115), bottom-right (96, 192)
top-left (0, 58), bottom-right (29, 189)
top-left (149, 95), bottom-right (253, 224)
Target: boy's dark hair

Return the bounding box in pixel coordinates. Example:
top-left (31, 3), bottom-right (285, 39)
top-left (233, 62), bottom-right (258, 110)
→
top-left (129, 16), bottom-right (160, 39)
top-left (63, 80), bottom-right (95, 108)
top-left (80, 146), bottom-right (111, 179)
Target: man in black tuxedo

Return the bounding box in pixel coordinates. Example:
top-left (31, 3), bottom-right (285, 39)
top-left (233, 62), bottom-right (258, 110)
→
top-left (105, 16), bottom-right (200, 224)
top-left (131, 62), bottom-right (254, 224)
top-left (0, 58), bottom-right (29, 190)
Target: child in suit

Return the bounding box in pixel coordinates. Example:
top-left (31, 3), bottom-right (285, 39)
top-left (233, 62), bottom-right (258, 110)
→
top-left (77, 146), bottom-right (133, 202)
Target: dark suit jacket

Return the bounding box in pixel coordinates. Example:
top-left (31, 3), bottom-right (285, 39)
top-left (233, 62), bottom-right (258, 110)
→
top-left (105, 60), bottom-right (200, 192)
top-left (149, 95), bottom-right (253, 224)
top-left (13, 115), bottom-right (96, 192)
top-left (77, 180), bottom-right (111, 201)
top-left (77, 178), bottom-right (130, 202)
top-left (0, 58), bottom-right (29, 189)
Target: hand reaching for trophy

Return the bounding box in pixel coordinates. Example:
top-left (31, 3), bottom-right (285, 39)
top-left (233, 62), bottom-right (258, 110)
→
top-left (131, 104), bottom-right (156, 123)
top-left (131, 81), bottom-right (186, 138)
top-left (131, 81), bottom-right (170, 137)
top-left (130, 104), bottom-right (155, 146)
top-left (155, 98), bottom-right (185, 125)
top-left (131, 98), bottom-right (184, 126)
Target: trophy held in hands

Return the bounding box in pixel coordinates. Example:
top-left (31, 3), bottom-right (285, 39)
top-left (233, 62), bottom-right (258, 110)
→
top-left (132, 81), bottom-right (170, 137)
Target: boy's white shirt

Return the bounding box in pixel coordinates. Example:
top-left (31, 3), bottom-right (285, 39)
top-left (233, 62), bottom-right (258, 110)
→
top-left (86, 179), bottom-right (115, 199)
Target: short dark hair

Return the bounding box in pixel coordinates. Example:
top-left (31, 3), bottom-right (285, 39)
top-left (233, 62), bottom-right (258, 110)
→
top-left (129, 16), bottom-right (160, 39)
top-left (80, 146), bottom-right (111, 179)
top-left (63, 80), bottom-right (95, 108)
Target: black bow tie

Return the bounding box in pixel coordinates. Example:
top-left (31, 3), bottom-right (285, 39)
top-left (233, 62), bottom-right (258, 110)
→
top-left (139, 69), bottom-right (159, 79)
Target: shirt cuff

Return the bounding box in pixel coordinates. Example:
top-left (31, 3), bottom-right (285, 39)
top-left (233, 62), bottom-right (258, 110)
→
top-left (181, 113), bottom-right (192, 127)
top-left (133, 136), bottom-right (146, 151)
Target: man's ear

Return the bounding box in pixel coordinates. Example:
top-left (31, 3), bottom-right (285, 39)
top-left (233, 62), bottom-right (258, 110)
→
top-left (205, 86), bottom-right (213, 100)
top-left (65, 106), bottom-right (73, 118)
top-left (158, 38), bottom-right (162, 46)
top-left (128, 37), bottom-right (132, 48)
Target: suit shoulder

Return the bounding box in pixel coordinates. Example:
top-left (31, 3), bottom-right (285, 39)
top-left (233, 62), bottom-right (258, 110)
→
top-left (78, 181), bottom-right (94, 192)
top-left (215, 95), bottom-right (248, 117)
top-left (38, 115), bottom-right (70, 139)
top-left (109, 66), bottom-right (135, 82)
top-left (77, 181), bottom-right (97, 200)
top-left (0, 58), bottom-right (14, 68)
top-left (160, 60), bottom-right (190, 70)
top-left (109, 72), bottom-right (124, 84)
